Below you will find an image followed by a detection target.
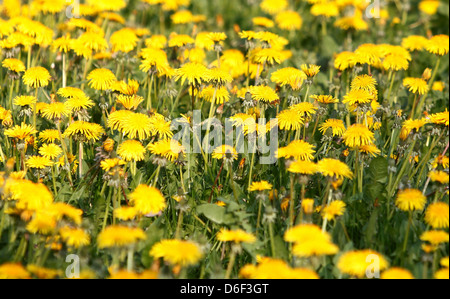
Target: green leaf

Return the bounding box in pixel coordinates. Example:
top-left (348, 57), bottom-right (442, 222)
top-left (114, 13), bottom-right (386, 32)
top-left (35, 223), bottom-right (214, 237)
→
top-left (368, 157), bottom-right (388, 184)
top-left (196, 204), bottom-right (234, 225)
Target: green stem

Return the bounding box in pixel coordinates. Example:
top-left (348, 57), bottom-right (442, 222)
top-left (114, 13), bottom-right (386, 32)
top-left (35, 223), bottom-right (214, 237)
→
top-left (224, 249), bottom-right (237, 279)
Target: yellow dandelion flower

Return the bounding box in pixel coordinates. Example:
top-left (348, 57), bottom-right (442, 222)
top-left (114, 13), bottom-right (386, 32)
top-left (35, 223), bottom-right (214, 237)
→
top-left (419, 0), bottom-right (441, 15)
top-left (337, 250), bottom-right (389, 278)
top-left (130, 185), bottom-right (166, 216)
top-left (87, 68), bottom-right (117, 91)
top-left (434, 268), bottom-right (449, 280)
top-left (4, 123), bottom-right (37, 140)
top-left (97, 225), bottom-right (146, 248)
top-left (59, 227), bottom-right (90, 248)
top-left (290, 102), bottom-right (318, 118)
top-left (0, 263), bottom-right (30, 279)
top-left (395, 189), bottom-right (427, 211)
top-left (26, 265), bottom-right (61, 279)
top-left (403, 77), bottom-right (429, 95)
top-left (217, 228), bottom-right (256, 243)
top-left (174, 62), bottom-right (208, 87)
top-left (420, 230), bottom-right (449, 246)
top-left (39, 129), bottom-right (60, 143)
top-left (148, 139), bottom-right (185, 162)
top-left (41, 102), bottom-right (71, 120)
top-left (252, 17), bottom-right (275, 28)
top-left (23, 66), bottom-right (51, 88)
top-left (301, 64), bottom-right (321, 78)
top-left (212, 145), bottom-right (238, 160)
top-left (343, 124), bottom-right (374, 148)
top-left (426, 35), bottom-right (449, 56)
top-left (249, 85), bottom-right (279, 103)
top-left (311, 95), bottom-right (339, 104)
top-left (277, 109), bottom-right (304, 131)
top-left (248, 181), bottom-right (273, 192)
top-left (317, 158), bottom-right (353, 180)
top-left (168, 33), bottom-right (195, 48)
top-left (401, 35), bottom-right (429, 52)
top-left (110, 28), bottom-right (138, 53)
top-left (2, 58), bottom-right (26, 73)
top-left (319, 119), bottom-right (346, 137)
top-left (334, 51), bottom-right (357, 71)
top-left (343, 89), bottom-right (374, 106)
top-left (284, 224), bottom-right (339, 257)
top-left (287, 160), bottom-right (318, 175)
top-left (114, 206), bottom-right (138, 221)
top-left (429, 110), bottom-right (449, 126)
top-left (322, 200), bottom-right (346, 221)
top-left (260, 0), bottom-right (288, 15)
top-left (381, 268), bottom-right (414, 279)
top-left (63, 121), bottom-right (105, 141)
top-left (425, 202), bottom-right (449, 229)
top-left (150, 239), bottom-right (203, 267)
top-left (275, 10), bottom-right (302, 31)
top-left (26, 156), bottom-right (54, 169)
top-left (121, 112), bottom-right (153, 140)
top-left (271, 67), bottom-right (307, 91)
top-left (277, 140), bottom-right (315, 161)
top-left (117, 140), bottom-right (146, 162)
top-left (39, 143), bottom-right (62, 160)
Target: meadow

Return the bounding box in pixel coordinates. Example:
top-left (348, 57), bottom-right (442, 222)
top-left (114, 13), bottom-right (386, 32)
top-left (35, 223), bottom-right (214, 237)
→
top-left (0, 0), bottom-right (449, 279)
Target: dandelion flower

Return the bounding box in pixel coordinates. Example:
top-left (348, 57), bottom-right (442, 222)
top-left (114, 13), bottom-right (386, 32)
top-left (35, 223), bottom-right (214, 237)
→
top-left (150, 239), bottom-right (203, 267)
top-left (434, 268), bottom-right (449, 280)
top-left (420, 230), bottom-right (449, 246)
top-left (59, 227), bottom-right (90, 248)
top-left (121, 112), bottom-right (153, 140)
top-left (41, 102), bottom-right (71, 120)
top-left (319, 119), bottom-right (346, 137)
top-left (212, 145), bottom-right (238, 161)
top-left (148, 139), bottom-right (185, 162)
top-left (276, 140), bottom-right (315, 161)
top-left (174, 62), bottom-right (208, 87)
top-left (425, 202), bottom-right (449, 229)
top-left (129, 185), bottom-right (166, 216)
top-left (275, 11), bottom-right (302, 31)
top-left (0, 263), bottom-right (30, 279)
top-left (39, 129), bottom-right (60, 143)
top-left (200, 86), bottom-right (230, 104)
top-left (311, 95), bottom-right (339, 104)
top-left (317, 158), bottom-right (353, 180)
top-left (248, 181), bottom-right (273, 192)
top-left (403, 77), bottom-right (429, 95)
top-left (23, 66), bottom-right (51, 88)
top-left (287, 160), bottom-right (318, 175)
top-left (117, 140), bottom-right (146, 162)
top-left (97, 225), bottom-right (146, 248)
top-left (343, 124), bottom-right (374, 148)
top-left (402, 35), bottom-right (429, 52)
top-left (337, 250), bottom-right (389, 278)
top-left (284, 224), bottom-right (339, 257)
top-left (381, 268), bottom-right (414, 279)
top-left (39, 143), bottom-right (62, 160)
top-left (4, 123), bottom-right (37, 140)
top-left (26, 156), bottom-right (54, 169)
top-left (217, 229), bottom-right (256, 244)
top-left (271, 67), bottom-right (307, 90)
top-left (114, 207), bottom-right (138, 221)
top-left (2, 58), bottom-right (26, 73)
top-left (110, 28), bottom-right (138, 53)
top-left (260, 0), bottom-right (288, 15)
top-left (426, 35), bottom-right (449, 56)
top-left (87, 68), bottom-right (117, 91)
top-left (277, 109), bottom-right (304, 131)
top-left (322, 200), bottom-right (346, 221)
top-left (249, 85), bottom-right (279, 103)
top-left (395, 189), bottom-right (426, 211)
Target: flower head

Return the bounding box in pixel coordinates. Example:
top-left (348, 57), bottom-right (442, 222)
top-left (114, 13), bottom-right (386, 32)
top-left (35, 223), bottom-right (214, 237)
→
top-left (337, 250), bottom-right (389, 278)
top-left (129, 185), bottom-right (166, 216)
top-left (97, 225), bottom-right (146, 248)
top-left (150, 239), bottom-right (203, 267)
top-left (87, 68), bottom-right (117, 91)
top-left (217, 229), bottom-right (256, 243)
top-left (23, 67), bottom-right (51, 88)
top-left (395, 189), bottom-right (427, 211)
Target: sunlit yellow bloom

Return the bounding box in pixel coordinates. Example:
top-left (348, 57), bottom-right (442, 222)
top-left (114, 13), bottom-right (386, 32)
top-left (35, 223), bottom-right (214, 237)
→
top-left (343, 124), bottom-right (375, 148)
top-left (114, 207), bottom-right (138, 221)
top-left (277, 109), bottom-right (304, 131)
top-left (174, 62), bottom-right (208, 87)
top-left (97, 225), bottom-right (146, 248)
top-left (150, 239), bottom-right (203, 267)
top-left (4, 123), bottom-right (37, 140)
top-left (403, 77), bottom-right (429, 95)
top-left (23, 66), bottom-right (51, 88)
top-left (420, 230), bottom-right (449, 245)
top-left (2, 58), bottom-right (26, 73)
top-left (217, 228), bottom-right (256, 243)
top-left (426, 35), bottom-right (449, 56)
top-left (87, 68), bottom-right (117, 91)
top-left (148, 139), bottom-right (185, 162)
top-left (248, 181), bottom-right (273, 192)
top-left (301, 64), bottom-right (320, 78)
top-left (117, 140), bottom-right (146, 162)
top-left (381, 268), bottom-right (414, 279)
top-left (59, 227), bottom-right (90, 248)
top-left (212, 145), bottom-right (238, 160)
top-left (419, 0), bottom-right (441, 15)
top-left (402, 35), bottom-right (429, 51)
top-left (130, 185), bottom-right (167, 216)
top-left (275, 10), bottom-right (302, 31)
top-left (26, 156), bottom-right (54, 169)
top-left (317, 158), bottom-right (353, 180)
top-left (260, 0), bottom-right (288, 15)
top-left (39, 143), bottom-right (62, 160)
top-left (319, 119), bottom-right (346, 137)
top-left (311, 95), bottom-right (339, 104)
top-left (425, 202), bottom-right (449, 229)
top-left (0, 263), bottom-right (30, 279)
top-left (271, 67), bottom-right (306, 90)
top-left (284, 224), bottom-right (339, 257)
top-left (287, 160), bottom-right (318, 175)
top-left (277, 140), bottom-right (315, 161)
top-left (110, 28), bottom-right (138, 53)
top-left (240, 258), bottom-right (319, 279)
top-left (337, 250), bottom-right (388, 278)
top-left (249, 85), bottom-right (279, 103)
top-left (252, 17), bottom-right (274, 28)
top-left (322, 200), bottom-right (346, 221)
top-left (395, 188), bottom-right (426, 211)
